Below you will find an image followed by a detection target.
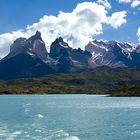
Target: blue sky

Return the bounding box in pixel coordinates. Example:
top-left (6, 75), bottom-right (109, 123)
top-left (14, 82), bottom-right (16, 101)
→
top-left (0, 0), bottom-right (139, 42)
top-left (0, 0), bottom-right (94, 33)
top-left (0, 0), bottom-right (140, 57)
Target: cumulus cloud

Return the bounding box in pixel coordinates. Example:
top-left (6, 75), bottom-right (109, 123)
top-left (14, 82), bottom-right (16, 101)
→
top-left (137, 27), bottom-right (140, 42)
top-left (27, 2), bottom-right (108, 50)
top-left (0, 1), bottom-right (127, 58)
top-left (131, 0), bottom-right (140, 8)
top-left (97, 0), bottom-right (111, 9)
top-left (118, 0), bottom-right (140, 8)
top-left (0, 30), bottom-right (29, 58)
top-left (107, 11), bottom-right (127, 29)
top-left (118, 0), bottom-right (131, 3)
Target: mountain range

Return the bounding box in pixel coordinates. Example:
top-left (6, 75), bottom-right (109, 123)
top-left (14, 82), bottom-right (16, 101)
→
top-left (0, 31), bottom-right (140, 80)
top-left (85, 40), bottom-right (140, 67)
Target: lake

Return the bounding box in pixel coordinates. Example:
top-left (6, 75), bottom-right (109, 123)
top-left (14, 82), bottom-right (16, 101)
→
top-left (0, 95), bottom-right (140, 140)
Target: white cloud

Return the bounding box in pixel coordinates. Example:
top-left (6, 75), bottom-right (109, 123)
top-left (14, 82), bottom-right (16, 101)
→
top-left (107, 11), bottom-right (127, 29)
top-left (0, 1), bottom-right (127, 58)
top-left (118, 0), bottom-right (131, 3)
top-left (97, 0), bottom-right (111, 9)
top-left (137, 27), bottom-right (140, 42)
top-left (131, 0), bottom-right (140, 8)
top-left (27, 2), bottom-right (109, 50)
top-left (0, 30), bottom-right (29, 58)
top-left (118, 0), bottom-right (140, 8)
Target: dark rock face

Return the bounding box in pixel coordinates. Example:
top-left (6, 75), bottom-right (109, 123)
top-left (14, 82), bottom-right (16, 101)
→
top-left (0, 53), bottom-right (55, 80)
top-left (49, 37), bottom-right (92, 72)
top-left (49, 37), bottom-right (71, 59)
top-left (57, 49), bottom-right (73, 72)
top-left (71, 48), bottom-right (92, 65)
top-left (85, 40), bottom-right (140, 67)
top-left (131, 51), bottom-right (140, 67)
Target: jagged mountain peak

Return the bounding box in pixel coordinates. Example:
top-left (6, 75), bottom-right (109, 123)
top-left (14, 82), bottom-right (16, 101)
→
top-left (7, 31), bottom-right (48, 61)
top-left (88, 40), bottom-right (138, 52)
top-left (28, 30), bottom-right (43, 41)
top-left (49, 37), bottom-right (70, 59)
top-left (52, 37), bottom-right (69, 48)
top-left (13, 37), bottom-right (27, 43)
top-left (85, 39), bottom-right (140, 67)
top-left (55, 37), bottom-right (64, 42)
top-left (36, 30), bottom-right (41, 37)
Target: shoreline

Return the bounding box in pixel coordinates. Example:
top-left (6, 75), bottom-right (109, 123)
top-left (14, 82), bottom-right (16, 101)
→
top-left (0, 93), bottom-right (139, 97)
top-left (0, 91), bottom-right (104, 96)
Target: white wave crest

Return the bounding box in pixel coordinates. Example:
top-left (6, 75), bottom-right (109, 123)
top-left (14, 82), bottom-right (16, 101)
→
top-left (37, 114), bottom-right (44, 118)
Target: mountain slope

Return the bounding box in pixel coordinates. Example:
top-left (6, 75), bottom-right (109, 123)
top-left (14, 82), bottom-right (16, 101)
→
top-left (0, 31), bottom-right (55, 79)
top-left (49, 37), bottom-right (92, 72)
top-left (0, 53), bottom-right (55, 80)
top-left (8, 31), bottom-right (48, 61)
top-left (85, 40), bottom-right (140, 67)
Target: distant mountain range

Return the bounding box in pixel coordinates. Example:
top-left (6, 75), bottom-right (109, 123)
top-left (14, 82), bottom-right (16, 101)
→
top-left (0, 31), bottom-right (140, 80)
top-left (85, 40), bottom-right (140, 67)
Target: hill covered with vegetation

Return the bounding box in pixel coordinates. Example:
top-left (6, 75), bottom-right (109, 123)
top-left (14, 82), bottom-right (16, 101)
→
top-left (0, 67), bottom-right (140, 96)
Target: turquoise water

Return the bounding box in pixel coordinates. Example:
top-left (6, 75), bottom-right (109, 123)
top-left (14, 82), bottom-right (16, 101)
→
top-left (0, 95), bottom-right (140, 140)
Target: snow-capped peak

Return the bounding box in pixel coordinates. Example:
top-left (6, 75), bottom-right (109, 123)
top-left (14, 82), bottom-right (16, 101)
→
top-left (85, 40), bottom-right (140, 67)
